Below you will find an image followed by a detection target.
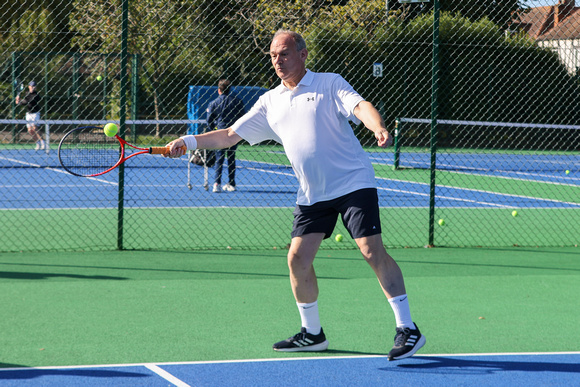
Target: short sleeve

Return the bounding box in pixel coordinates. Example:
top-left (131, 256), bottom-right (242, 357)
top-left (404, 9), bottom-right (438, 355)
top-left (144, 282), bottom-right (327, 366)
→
top-left (232, 96), bottom-right (282, 145)
top-left (332, 75), bottom-right (364, 125)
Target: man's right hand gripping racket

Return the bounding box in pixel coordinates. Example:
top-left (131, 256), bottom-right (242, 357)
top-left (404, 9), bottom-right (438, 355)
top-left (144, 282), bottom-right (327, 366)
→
top-left (58, 125), bottom-right (185, 177)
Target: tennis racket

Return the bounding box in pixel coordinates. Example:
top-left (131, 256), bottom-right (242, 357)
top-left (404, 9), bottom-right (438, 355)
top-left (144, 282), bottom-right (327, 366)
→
top-left (58, 126), bottom-right (185, 177)
top-left (14, 79), bottom-right (24, 99)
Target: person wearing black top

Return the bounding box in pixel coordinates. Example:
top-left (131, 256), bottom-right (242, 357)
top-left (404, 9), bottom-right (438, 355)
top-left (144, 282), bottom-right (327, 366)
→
top-left (206, 79), bottom-right (246, 192)
top-left (16, 81), bottom-right (44, 150)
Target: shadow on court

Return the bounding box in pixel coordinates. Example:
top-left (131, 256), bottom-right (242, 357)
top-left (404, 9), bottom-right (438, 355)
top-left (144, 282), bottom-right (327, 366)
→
top-left (393, 355), bottom-right (580, 374)
top-left (0, 271), bottom-right (127, 281)
top-left (0, 368), bottom-right (151, 381)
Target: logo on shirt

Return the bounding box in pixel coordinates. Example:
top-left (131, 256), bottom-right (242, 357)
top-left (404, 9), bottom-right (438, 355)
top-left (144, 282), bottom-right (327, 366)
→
top-left (306, 97), bottom-right (315, 102)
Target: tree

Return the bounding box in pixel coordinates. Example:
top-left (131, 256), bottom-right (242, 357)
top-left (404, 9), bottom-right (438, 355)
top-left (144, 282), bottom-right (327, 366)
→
top-left (386, 0), bottom-right (527, 29)
top-left (0, 1), bottom-right (74, 53)
top-left (69, 0), bottom-right (272, 133)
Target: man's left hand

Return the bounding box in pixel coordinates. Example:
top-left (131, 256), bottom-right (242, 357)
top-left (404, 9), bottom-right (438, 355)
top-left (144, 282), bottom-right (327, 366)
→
top-left (375, 130), bottom-right (393, 148)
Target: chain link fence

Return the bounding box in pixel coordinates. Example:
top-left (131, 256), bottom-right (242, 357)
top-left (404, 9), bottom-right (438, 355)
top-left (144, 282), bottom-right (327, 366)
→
top-left (1, 0), bottom-right (578, 252)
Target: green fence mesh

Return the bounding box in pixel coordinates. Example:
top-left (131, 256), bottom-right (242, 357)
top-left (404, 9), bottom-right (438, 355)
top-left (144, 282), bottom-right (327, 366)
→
top-left (1, 1), bottom-right (578, 252)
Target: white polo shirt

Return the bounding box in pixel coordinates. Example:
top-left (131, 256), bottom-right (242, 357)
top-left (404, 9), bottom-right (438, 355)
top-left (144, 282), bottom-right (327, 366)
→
top-left (232, 70), bottom-right (376, 205)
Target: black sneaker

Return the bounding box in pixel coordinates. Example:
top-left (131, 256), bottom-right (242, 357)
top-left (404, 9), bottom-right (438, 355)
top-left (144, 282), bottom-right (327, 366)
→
top-left (273, 327), bottom-right (329, 352)
top-left (387, 323), bottom-right (425, 361)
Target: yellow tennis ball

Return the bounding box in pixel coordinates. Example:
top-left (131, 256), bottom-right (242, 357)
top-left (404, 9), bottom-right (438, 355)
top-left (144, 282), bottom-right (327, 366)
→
top-left (512, 210), bottom-right (518, 217)
top-left (335, 234), bottom-right (343, 242)
top-left (103, 123), bottom-right (118, 137)
top-left (438, 219), bottom-right (445, 226)
top-left (96, 75), bottom-right (103, 81)
top-left (565, 170), bottom-right (570, 175)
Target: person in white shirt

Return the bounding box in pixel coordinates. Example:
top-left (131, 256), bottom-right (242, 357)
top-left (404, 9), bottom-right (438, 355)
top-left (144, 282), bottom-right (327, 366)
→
top-left (16, 81), bottom-right (44, 150)
top-left (166, 29), bottom-right (425, 361)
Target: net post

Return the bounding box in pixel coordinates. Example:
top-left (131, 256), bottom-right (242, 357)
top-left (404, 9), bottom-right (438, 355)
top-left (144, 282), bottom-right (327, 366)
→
top-left (393, 118), bottom-right (401, 170)
top-left (72, 53), bottom-right (80, 120)
top-left (130, 54), bottom-right (140, 144)
top-left (11, 51), bottom-right (21, 144)
top-left (45, 123), bottom-right (50, 154)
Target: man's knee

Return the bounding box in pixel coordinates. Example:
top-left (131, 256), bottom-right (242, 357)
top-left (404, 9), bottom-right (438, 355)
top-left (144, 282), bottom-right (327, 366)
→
top-left (357, 235), bottom-right (388, 264)
top-left (287, 249), bottom-right (310, 272)
top-left (288, 249), bottom-right (314, 273)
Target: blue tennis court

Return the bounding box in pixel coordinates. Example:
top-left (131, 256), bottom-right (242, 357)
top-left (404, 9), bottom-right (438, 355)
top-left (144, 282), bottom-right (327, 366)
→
top-left (1, 148), bottom-right (579, 210)
top-left (1, 353), bottom-right (579, 386)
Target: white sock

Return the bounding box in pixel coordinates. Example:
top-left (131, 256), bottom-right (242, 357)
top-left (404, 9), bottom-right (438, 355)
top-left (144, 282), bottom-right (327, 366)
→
top-left (388, 294), bottom-right (416, 329)
top-left (297, 301), bottom-right (321, 335)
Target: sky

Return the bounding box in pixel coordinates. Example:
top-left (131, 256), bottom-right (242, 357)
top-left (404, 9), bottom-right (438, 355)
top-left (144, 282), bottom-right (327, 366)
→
top-left (524, 1), bottom-right (558, 7)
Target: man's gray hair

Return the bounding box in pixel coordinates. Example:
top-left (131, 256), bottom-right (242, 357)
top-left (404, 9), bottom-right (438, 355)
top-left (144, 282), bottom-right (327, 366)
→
top-left (272, 29), bottom-right (307, 51)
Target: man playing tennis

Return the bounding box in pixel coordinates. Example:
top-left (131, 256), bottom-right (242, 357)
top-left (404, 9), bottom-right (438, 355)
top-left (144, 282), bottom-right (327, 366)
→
top-left (166, 29), bottom-right (425, 360)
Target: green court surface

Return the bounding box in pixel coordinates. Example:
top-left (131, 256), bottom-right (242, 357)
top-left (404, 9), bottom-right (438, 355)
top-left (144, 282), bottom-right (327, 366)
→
top-left (1, 246), bottom-right (578, 368)
top-left (2, 207), bottom-right (578, 252)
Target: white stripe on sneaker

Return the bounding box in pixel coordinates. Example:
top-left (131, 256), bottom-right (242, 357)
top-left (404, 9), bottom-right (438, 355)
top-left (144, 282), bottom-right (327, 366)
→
top-left (405, 335), bottom-right (418, 346)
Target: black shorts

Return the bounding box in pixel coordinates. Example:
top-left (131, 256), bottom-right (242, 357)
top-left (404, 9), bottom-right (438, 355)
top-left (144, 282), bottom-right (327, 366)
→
top-left (291, 188), bottom-right (382, 240)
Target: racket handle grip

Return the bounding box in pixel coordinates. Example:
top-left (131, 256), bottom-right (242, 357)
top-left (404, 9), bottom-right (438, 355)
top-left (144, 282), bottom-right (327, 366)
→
top-left (150, 146), bottom-right (187, 156)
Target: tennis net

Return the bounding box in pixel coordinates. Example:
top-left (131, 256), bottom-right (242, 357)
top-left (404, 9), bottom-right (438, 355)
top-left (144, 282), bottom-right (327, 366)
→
top-left (393, 118), bottom-right (579, 173)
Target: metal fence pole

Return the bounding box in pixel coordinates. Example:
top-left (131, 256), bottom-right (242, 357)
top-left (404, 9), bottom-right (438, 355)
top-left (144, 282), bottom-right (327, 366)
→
top-left (428, 0), bottom-right (440, 247)
top-left (117, 0), bottom-right (130, 250)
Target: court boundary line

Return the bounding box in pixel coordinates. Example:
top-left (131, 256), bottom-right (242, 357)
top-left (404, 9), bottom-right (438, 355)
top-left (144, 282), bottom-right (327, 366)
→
top-left (1, 351), bottom-right (579, 372)
top-left (2, 152), bottom-right (577, 208)
top-left (377, 176), bottom-right (580, 207)
top-left (144, 364), bottom-right (190, 387)
top-left (377, 186), bottom-right (513, 208)
top-left (3, 206), bottom-right (580, 211)
top-left (448, 169), bottom-right (579, 187)
top-left (367, 156), bottom-right (579, 187)
top-left (0, 155), bottom-right (116, 185)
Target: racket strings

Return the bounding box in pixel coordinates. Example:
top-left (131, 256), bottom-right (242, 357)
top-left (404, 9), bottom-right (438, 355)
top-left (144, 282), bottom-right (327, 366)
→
top-left (61, 146), bottom-right (120, 175)
top-left (58, 127), bottom-right (121, 176)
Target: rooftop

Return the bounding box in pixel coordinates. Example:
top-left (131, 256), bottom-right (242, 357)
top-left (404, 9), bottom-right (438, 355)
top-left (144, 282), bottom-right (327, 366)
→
top-left (515, 1), bottom-right (580, 40)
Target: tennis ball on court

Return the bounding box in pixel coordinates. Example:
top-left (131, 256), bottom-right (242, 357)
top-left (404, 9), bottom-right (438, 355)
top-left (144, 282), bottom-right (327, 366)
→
top-left (512, 210), bottom-right (518, 217)
top-left (565, 170), bottom-right (570, 175)
top-left (438, 219), bottom-right (445, 226)
top-left (96, 75), bottom-right (103, 81)
top-left (335, 234), bottom-right (343, 242)
top-left (103, 123), bottom-right (118, 137)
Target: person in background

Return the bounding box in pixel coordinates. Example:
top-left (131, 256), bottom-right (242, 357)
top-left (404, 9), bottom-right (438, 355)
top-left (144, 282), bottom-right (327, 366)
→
top-left (16, 81), bottom-right (44, 150)
top-left (207, 79), bottom-right (246, 192)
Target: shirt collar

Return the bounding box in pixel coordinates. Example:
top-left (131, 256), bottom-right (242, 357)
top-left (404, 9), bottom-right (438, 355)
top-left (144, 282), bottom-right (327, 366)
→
top-left (278, 69), bottom-right (313, 93)
top-left (299, 69), bottom-right (314, 86)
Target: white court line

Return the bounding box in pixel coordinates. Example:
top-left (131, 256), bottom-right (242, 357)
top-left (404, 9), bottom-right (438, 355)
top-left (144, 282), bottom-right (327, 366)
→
top-left (228, 164), bottom-right (530, 208)
top-left (377, 176), bottom-right (580, 207)
top-left (369, 157), bottom-right (580, 186)
top-left (449, 169), bottom-right (580, 187)
top-left (0, 155), bottom-right (116, 185)
top-left (145, 351), bottom-right (580, 365)
top-left (3, 155), bottom-right (577, 207)
top-left (5, 205), bottom-right (578, 211)
top-left (215, 159), bottom-right (580, 207)
top-left (377, 186), bottom-right (512, 208)
top-left (246, 166), bottom-right (295, 177)
top-left (1, 351), bottom-right (578, 373)
top-left (247, 162), bottom-right (555, 208)
top-left (145, 364), bottom-right (191, 387)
